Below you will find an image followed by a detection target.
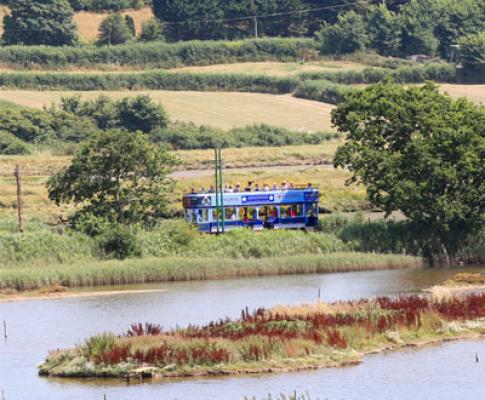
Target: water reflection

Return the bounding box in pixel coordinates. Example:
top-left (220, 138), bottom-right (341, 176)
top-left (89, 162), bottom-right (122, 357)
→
top-left (0, 266), bottom-right (484, 400)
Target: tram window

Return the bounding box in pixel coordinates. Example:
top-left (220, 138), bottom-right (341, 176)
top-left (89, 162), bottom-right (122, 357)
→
top-left (258, 206), bottom-right (267, 221)
top-left (239, 207), bottom-right (248, 221)
top-left (296, 204), bottom-right (304, 216)
top-left (248, 207), bottom-right (258, 219)
top-left (197, 209), bottom-right (209, 223)
top-left (306, 203), bottom-right (317, 217)
top-left (225, 207), bottom-right (237, 220)
top-left (268, 206), bottom-right (278, 219)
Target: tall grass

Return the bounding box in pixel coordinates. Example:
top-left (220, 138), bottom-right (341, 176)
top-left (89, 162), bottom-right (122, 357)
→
top-left (0, 253), bottom-right (421, 291)
top-left (39, 292), bottom-right (485, 378)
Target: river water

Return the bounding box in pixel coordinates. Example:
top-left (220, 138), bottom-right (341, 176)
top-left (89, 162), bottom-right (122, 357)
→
top-left (1, 266), bottom-right (484, 400)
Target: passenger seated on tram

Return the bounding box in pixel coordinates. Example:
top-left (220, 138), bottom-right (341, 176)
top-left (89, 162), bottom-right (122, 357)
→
top-left (272, 183), bottom-right (278, 190)
top-left (289, 182), bottom-right (295, 189)
top-left (307, 183), bottom-right (313, 189)
top-left (208, 186), bottom-right (215, 193)
top-left (191, 187), bottom-right (196, 194)
top-left (199, 187), bottom-right (206, 193)
top-left (281, 181), bottom-right (288, 190)
top-left (228, 185), bottom-right (234, 193)
top-left (255, 183), bottom-right (261, 192)
top-left (245, 181), bottom-right (253, 192)
top-left (235, 183), bottom-right (241, 192)
top-left (263, 183), bottom-right (270, 191)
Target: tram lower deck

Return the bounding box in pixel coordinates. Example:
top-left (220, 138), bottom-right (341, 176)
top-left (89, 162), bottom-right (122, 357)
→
top-left (183, 189), bottom-right (319, 233)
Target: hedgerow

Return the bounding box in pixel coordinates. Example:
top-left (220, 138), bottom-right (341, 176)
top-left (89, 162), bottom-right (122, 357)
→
top-left (0, 71), bottom-right (299, 93)
top-left (0, 38), bottom-right (316, 69)
top-left (299, 63), bottom-right (457, 84)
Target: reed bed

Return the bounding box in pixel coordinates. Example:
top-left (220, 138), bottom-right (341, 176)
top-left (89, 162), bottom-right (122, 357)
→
top-left (39, 292), bottom-right (485, 378)
top-left (0, 253), bottom-right (420, 291)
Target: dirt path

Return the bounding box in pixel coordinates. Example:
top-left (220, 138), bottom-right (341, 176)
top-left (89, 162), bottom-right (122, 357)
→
top-left (171, 164), bottom-right (334, 179)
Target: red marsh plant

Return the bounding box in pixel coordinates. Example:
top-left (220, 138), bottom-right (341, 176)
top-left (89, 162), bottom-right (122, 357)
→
top-left (126, 323), bottom-right (163, 337)
top-left (77, 293), bottom-right (485, 369)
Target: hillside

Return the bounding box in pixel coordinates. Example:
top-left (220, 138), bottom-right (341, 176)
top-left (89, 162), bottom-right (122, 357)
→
top-left (0, 90), bottom-right (335, 132)
top-left (0, 5), bottom-right (154, 43)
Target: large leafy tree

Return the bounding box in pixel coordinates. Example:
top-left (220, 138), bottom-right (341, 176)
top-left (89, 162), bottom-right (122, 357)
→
top-left (316, 11), bottom-right (369, 55)
top-left (3, 0), bottom-right (77, 46)
top-left (333, 82), bottom-right (485, 265)
top-left (365, 5), bottom-right (401, 56)
top-left (47, 130), bottom-right (179, 227)
top-left (98, 13), bottom-right (134, 45)
top-left (458, 32), bottom-right (485, 82)
top-left (398, 0), bottom-right (440, 56)
top-left (151, 0), bottom-right (224, 41)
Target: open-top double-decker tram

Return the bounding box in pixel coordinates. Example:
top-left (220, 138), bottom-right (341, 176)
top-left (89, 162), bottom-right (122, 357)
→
top-left (183, 187), bottom-right (319, 233)
top-left (182, 148), bottom-right (319, 233)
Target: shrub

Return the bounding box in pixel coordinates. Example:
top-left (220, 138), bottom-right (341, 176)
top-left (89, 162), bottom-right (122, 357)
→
top-left (139, 18), bottom-right (165, 42)
top-left (151, 122), bottom-right (338, 150)
top-left (316, 11), bottom-right (370, 55)
top-left (0, 130), bottom-right (30, 154)
top-left (95, 224), bottom-right (141, 260)
top-left (293, 80), bottom-right (355, 104)
top-left (116, 95), bottom-right (168, 132)
top-left (98, 13), bottom-right (134, 46)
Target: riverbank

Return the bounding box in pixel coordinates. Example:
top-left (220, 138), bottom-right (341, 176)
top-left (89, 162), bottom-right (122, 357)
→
top-left (38, 291), bottom-right (485, 379)
top-left (0, 252), bottom-right (420, 292)
top-left (0, 287), bottom-right (169, 303)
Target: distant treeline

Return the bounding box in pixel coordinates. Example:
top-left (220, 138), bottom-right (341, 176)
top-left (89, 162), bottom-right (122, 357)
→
top-left (0, 0), bottom-right (151, 12)
top-left (150, 0), bottom-right (485, 59)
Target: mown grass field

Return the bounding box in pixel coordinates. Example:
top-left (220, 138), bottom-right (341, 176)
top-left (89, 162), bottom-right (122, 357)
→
top-left (0, 90), bottom-right (335, 132)
top-left (439, 84), bottom-right (485, 104)
top-left (0, 6), bottom-right (154, 43)
top-left (353, 83), bottom-right (485, 104)
top-left (169, 61), bottom-right (369, 77)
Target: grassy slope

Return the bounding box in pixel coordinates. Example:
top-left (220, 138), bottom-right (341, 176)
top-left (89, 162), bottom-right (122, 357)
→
top-left (0, 6), bottom-right (154, 43)
top-left (0, 90), bottom-right (335, 132)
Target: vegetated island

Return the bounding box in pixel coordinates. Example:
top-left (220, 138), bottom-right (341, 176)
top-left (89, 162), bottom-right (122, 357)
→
top-left (39, 275), bottom-right (485, 380)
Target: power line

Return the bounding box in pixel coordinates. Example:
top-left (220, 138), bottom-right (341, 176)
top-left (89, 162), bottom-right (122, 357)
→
top-left (162, 1), bottom-right (367, 26)
top-left (1, 1), bottom-right (368, 33)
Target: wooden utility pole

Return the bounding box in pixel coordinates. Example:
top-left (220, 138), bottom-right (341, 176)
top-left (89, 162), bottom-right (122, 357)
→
top-left (14, 165), bottom-right (24, 233)
top-left (254, 15), bottom-right (258, 38)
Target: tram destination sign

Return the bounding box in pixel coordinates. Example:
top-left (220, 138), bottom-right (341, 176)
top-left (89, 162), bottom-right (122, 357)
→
top-left (241, 194), bottom-right (275, 204)
top-left (183, 190), bottom-right (319, 208)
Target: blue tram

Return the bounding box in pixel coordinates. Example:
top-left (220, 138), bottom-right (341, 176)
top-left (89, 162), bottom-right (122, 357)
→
top-left (183, 188), bottom-right (319, 233)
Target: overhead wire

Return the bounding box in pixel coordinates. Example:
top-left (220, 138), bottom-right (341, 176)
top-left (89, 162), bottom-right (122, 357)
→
top-left (1, 1), bottom-right (368, 32)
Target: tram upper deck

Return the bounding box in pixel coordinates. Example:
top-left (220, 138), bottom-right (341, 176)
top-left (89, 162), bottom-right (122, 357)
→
top-left (183, 187), bottom-right (319, 233)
